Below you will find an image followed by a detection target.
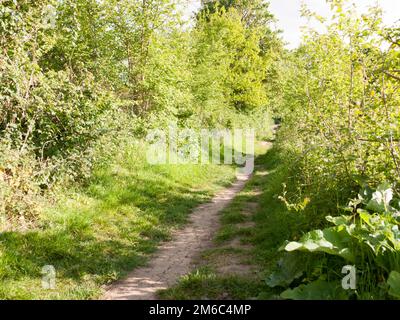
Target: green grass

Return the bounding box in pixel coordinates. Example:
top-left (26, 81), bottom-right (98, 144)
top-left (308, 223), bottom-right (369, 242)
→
top-left (0, 141), bottom-right (236, 299)
top-left (158, 267), bottom-right (266, 300)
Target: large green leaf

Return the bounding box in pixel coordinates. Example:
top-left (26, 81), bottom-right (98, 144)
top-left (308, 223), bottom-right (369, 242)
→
top-left (326, 215), bottom-right (352, 226)
top-left (281, 280), bottom-right (347, 300)
top-left (387, 271), bottom-right (400, 299)
top-left (354, 211), bottom-right (400, 253)
top-left (366, 182), bottom-right (393, 213)
top-left (283, 226), bottom-right (355, 262)
top-left (266, 252), bottom-right (305, 288)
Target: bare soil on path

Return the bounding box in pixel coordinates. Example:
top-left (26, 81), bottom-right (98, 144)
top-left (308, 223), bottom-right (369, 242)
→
top-left (103, 173), bottom-right (251, 300)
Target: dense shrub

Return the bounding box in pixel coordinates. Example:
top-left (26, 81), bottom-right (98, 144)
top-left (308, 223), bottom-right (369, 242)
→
top-left (0, 0), bottom-right (278, 226)
top-left (268, 1), bottom-right (400, 299)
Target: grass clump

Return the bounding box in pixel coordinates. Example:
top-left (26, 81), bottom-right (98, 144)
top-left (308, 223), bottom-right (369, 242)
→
top-left (159, 267), bottom-right (267, 300)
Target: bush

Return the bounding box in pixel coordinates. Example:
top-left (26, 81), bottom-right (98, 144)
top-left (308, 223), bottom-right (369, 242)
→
top-left (0, 141), bottom-right (41, 228)
top-left (269, 183), bottom-right (400, 299)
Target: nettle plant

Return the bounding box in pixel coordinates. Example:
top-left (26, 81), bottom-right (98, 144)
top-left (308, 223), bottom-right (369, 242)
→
top-left (267, 183), bottom-right (400, 299)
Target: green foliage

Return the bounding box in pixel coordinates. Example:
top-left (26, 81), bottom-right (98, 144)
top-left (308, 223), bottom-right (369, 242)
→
top-left (193, 6), bottom-right (269, 123)
top-left (265, 0), bottom-right (400, 300)
top-left (387, 271), bottom-right (400, 299)
top-left (0, 0), bottom-right (110, 223)
top-left (266, 252), bottom-right (306, 288)
top-left (283, 227), bottom-right (355, 262)
top-left (271, 182), bottom-right (400, 299)
top-left (0, 141), bottom-right (41, 225)
top-left (281, 280), bottom-right (347, 300)
top-left (0, 0), bottom-right (278, 225)
top-left (275, 1), bottom-right (400, 208)
top-left (158, 267), bottom-right (266, 300)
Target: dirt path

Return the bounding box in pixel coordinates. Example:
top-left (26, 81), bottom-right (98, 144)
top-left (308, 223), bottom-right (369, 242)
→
top-left (103, 173), bottom-right (251, 300)
top-left (187, 179), bottom-right (268, 294)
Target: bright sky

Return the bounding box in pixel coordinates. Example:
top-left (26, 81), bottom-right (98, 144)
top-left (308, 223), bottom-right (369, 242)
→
top-left (183, 0), bottom-right (400, 49)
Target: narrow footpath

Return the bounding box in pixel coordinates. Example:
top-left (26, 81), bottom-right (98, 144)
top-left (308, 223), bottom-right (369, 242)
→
top-left (103, 173), bottom-right (252, 300)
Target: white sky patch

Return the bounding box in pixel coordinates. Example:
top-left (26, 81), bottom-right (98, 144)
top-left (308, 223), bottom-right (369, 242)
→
top-left (269, 0), bottom-right (400, 49)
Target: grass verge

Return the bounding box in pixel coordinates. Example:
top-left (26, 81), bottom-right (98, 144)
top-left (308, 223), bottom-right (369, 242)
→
top-left (0, 141), bottom-right (236, 299)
